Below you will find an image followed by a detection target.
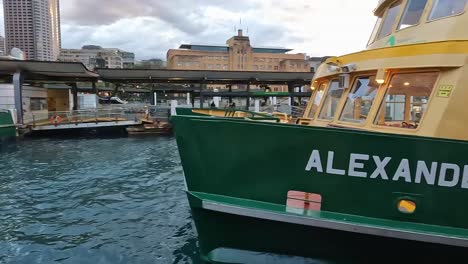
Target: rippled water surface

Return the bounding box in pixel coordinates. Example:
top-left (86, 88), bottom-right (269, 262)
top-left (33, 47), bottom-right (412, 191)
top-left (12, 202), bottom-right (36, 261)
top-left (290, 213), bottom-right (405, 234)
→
top-left (0, 137), bottom-right (200, 264)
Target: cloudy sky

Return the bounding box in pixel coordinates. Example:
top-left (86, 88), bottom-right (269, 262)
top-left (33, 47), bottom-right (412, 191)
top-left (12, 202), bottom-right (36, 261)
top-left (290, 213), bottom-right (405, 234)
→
top-left (0, 0), bottom-right (378, 60)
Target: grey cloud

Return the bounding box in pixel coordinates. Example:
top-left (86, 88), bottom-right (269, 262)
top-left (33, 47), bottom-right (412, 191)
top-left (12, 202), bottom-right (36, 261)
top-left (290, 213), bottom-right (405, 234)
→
top-left (59, 0), bottom-right (297, 60)
top-left (62, 18), bottom-right (294, 60)
top-left (62, 0), bottom-right (259, 34)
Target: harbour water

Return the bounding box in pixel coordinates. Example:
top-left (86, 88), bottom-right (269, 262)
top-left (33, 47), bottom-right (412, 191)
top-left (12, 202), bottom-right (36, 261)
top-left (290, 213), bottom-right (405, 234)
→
top-left (0, 137), bottom-right (201, 264)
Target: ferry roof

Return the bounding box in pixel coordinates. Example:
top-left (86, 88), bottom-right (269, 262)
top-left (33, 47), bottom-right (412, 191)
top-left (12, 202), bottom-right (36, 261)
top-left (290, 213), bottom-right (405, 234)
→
top-left (0, 59), bottom-right (99, 82)
top-left (374, 0), bottom-right (393, 15)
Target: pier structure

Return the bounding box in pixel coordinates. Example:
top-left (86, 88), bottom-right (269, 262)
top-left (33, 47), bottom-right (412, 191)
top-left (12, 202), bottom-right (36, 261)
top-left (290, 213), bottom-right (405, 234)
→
top-left (96, 68), bottom-right (314, 114)
top-left (0, 60), bottom-right (146, 134)
top-left (0, 60), bottom-right (314, 135)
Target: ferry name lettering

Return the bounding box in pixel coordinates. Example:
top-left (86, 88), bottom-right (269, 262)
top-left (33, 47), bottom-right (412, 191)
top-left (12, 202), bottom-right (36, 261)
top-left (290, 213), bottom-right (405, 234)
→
top-left (305, 150), bottom-right (468, 188)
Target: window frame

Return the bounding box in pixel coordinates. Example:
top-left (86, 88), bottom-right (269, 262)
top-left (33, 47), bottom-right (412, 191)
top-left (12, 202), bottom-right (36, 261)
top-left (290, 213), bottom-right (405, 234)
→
top-left (337, 74), bottom-right (379, 126)
top-left (367, 17), bottom-right (383, 46)
top-left (317, 79), bottom-right (346, 121)
top-left (371, 70), bottom-right (440, 132)
top-left (427, 0), bottom-right (468, 22)
top-left (307, 81), bottom-right (328, 119)
top-left (396, 0), bottom-right (429, 32)
top-left (30, 97), bottom-right (48, 111)
top-left (376, 0), bottom-right (405, 40)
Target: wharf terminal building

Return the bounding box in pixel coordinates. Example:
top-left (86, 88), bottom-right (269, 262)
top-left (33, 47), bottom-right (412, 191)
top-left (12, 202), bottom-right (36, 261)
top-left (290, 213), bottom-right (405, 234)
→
top-left (167, 29), bottom-right (322, 93)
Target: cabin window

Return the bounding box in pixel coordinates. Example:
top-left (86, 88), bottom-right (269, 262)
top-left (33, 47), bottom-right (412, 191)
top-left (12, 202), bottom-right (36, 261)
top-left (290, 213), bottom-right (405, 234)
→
top-left (377, 0), bottom-right (403, 39)
top-left (429, 0), bottom-right (468, 20)
top-left (367, 17), bottom-right (383, 45)
top-left (375, 72), bottom-right (438, 129)
top-left (318, 80), bottom-right (344, 120)
top-left (308, 82), bottom-right (327, 118)
top-left (398, 0), bottom-right (428, 30)
top-left (339, 76), bottom-right (379, 124)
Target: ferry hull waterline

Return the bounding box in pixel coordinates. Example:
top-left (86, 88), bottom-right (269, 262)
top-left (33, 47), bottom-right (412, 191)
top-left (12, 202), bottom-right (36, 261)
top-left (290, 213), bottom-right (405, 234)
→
top-left (172, 115), bottom-right (468, 262)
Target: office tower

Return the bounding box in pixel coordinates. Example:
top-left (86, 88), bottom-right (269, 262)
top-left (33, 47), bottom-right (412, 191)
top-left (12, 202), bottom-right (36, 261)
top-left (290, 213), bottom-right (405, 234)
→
top-left (3, 0), bottom-right (61, 61)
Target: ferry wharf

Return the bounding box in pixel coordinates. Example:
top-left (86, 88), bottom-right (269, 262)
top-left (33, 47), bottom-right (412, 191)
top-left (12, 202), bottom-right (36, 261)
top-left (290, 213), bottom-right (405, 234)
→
top-left (0, 60), bottom-right (314, 138)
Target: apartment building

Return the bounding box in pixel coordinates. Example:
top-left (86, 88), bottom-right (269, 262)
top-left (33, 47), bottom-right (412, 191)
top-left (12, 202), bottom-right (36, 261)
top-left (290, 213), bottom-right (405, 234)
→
top-left (59, 45), bottom-right (135, 70)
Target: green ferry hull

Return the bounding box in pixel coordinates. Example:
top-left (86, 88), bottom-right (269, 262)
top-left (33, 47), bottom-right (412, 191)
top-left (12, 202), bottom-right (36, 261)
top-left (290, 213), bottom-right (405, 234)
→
top-left (172, 115), bottom-right (468, 262)
top-left (189, 194), bottom-right (467, 263)
top-left (0, 110), bottom-right (16, 144)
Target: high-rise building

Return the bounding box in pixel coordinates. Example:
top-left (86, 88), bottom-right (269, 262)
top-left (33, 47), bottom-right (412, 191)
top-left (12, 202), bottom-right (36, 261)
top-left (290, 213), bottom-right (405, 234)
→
top-left (3, 0), bottom-right (61, 61)
top-left (0, 36), bottom-right (5, 56)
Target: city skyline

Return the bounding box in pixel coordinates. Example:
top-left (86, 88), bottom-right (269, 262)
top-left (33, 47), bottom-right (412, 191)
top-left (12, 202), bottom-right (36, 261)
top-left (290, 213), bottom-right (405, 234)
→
top-left (0, 0), bottom-right (378, 60)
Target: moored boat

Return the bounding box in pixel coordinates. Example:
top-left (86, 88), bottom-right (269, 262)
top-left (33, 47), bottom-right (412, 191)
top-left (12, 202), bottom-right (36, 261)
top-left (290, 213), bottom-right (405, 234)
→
top-left (0, 109), bottom-right (17, 144)
top-left (172, 0), bottom-right (468, 262)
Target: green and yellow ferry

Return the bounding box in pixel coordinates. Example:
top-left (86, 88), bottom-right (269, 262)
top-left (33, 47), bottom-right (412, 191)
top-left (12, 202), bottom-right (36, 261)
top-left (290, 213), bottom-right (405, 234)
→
top-left (172, 0), bottom-right (468, 262)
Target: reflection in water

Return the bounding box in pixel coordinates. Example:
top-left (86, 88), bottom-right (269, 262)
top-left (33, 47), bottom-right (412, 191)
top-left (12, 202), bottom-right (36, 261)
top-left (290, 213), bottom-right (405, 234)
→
top-left (0, 137), bottom-right (199, 264)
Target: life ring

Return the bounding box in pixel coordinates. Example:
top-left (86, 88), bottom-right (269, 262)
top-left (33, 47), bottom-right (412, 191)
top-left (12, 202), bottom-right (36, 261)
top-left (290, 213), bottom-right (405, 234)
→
top-left (50, 115), bottom-right (63, 124)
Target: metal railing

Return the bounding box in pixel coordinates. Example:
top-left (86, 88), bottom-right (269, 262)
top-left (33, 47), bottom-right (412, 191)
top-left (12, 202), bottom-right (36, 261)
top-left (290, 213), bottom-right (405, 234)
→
top-left (26, 105), bottom-right (172, 127)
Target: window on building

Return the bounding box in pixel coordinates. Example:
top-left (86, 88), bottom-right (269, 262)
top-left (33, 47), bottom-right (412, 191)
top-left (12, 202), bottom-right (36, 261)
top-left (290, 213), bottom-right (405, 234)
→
top-left (30, 97), bottom-right (47, 111)
top-left (318, 80), bottom-right (345, 120)
top-left (398, 0), bottom-right (428, 29)
top-left (216, 64), bottom-right (221, 69)
top-left (223, 65), bottom-right (228, 70)
top-left (274, 66), bottom-right (279, 70)
top-left (340, 76), bottom-right (379, 124)
top-left (375, 72), bottom-right (438, 129)
top-left (429, 0), bottom-right (467, 20)
top-left (377, 0), bottom-right (403, 39)
top-left (308, 82), bottom-right (327, 118)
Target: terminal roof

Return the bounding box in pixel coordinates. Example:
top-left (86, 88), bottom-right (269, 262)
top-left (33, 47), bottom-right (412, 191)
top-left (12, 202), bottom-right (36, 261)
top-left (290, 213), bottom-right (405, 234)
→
top-left (0, 60), bottom-right (99, 82)
top-left (96, 68), bottom-right (314, 85)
